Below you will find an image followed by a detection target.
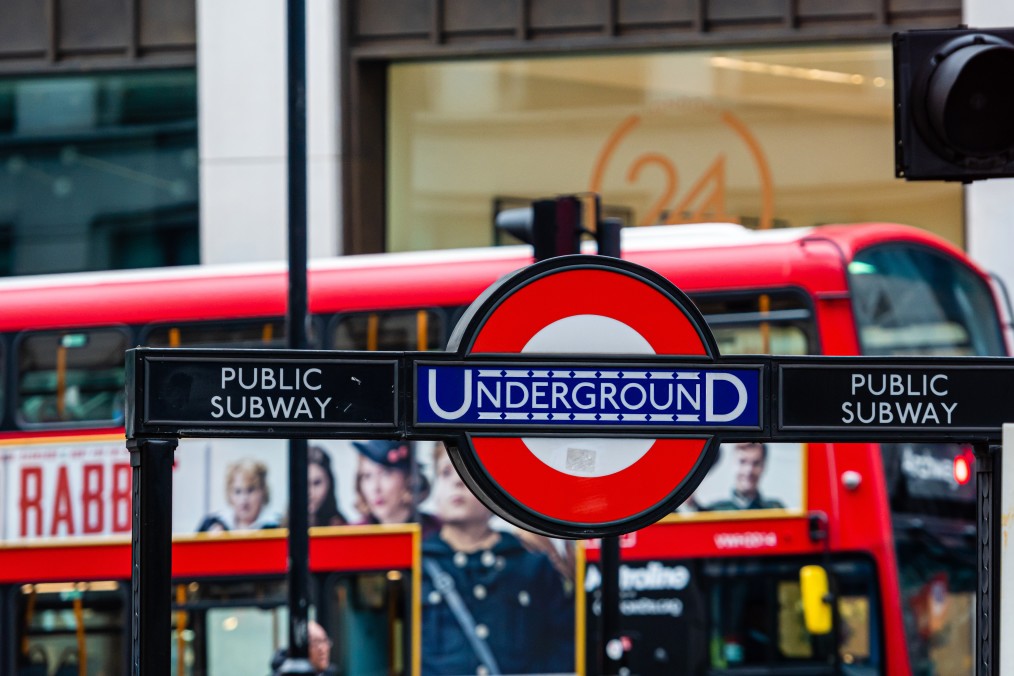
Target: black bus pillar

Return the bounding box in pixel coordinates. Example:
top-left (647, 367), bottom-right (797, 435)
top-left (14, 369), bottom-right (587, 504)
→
top-left (127, 437), bottom-right (177, 676)
top-left (975, 442), bottom-right (1001, 676)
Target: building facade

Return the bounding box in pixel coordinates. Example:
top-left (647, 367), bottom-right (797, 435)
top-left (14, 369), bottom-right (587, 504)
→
top-left (2, 0), bottom-right (1013, 294)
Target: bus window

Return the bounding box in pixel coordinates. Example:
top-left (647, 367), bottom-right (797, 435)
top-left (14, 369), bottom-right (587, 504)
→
top-left (839, 593), bottom-right (873, 668)
top-left (17, 329), bottom-right (128, 426)
top-left (881, 442), bottom-right (976, 676)
top-left (331, 309), bottom-right (445, 351)
top-left (14, 581), bottom-right (126, 676)
top-left (848, 245), bottom-right (1005, 356)
top-left (322, 571), bottom-right (410, 676)
top-left (204, 605), bottom-right (288, 674)
top-left (704, 556), bottom-right (880, 674)
top-left (693, 291), bottom-right (817, 356)
top-left (145, 319), bottom-right (289, 349)
top-left (173, 572), bottom-right (409, 675)
top-left (174, 578), bottom-right (288, 676)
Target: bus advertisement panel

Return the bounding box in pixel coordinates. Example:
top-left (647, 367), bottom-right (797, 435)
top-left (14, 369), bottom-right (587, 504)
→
top-left (0, 434), bottom-right (580, 675)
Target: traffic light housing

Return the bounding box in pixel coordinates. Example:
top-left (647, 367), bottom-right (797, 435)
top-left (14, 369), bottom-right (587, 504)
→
top-left (894, 27), bottom-right (1014, 181)
top-left (534, 196), bottom-right (582, 261)
top-left (496, 194), bottom-right (621, 261)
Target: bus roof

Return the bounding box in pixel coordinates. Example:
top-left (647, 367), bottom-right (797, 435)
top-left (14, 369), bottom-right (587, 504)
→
top-left (0, 222), bottom-right (981, 332)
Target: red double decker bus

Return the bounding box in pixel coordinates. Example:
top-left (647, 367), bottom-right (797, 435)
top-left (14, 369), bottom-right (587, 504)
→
top-left (0, 221), bottom-right (1005, 675)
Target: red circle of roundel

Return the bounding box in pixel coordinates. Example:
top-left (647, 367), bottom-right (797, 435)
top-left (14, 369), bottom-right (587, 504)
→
top-left (468, 267), bottom-right (710, 356)
top-left (462, 263), bottom-right (713, 530)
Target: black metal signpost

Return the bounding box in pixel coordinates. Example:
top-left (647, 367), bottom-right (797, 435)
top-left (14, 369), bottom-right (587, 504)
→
top-left (283, 0), bottom-right (311, 670)
top-left (124, 255), bottom-right (1008, 675)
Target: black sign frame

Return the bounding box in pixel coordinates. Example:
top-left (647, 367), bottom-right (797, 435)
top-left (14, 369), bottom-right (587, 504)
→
top-left (128, 350), bottom-right (1014, 444)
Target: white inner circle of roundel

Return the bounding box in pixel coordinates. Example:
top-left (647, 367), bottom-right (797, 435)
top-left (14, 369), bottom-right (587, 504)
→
top-left (520, 314), bottom-right (655, 478)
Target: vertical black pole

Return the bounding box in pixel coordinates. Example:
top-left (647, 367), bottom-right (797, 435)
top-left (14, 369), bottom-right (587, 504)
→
top-left (975, 443), bottom-right (1001, 676)
top-left (600, 536), bottom-right (622, 675)
top-left (993, 445), bottom-right (1003, 676)
top-left (286, 2), bottom-right (308, 351)
top-left (593, 195), bottom-right (623, 675)
top-left (127, 438), bottom-right (177, 676)
top-left (280, 0), bottom-right (313, 674)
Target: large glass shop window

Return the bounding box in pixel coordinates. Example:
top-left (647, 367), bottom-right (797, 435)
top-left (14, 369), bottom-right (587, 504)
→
top-left (0, 70), bottom-right (198, 275)
top-left (388, 46), bottom-right (961, 252)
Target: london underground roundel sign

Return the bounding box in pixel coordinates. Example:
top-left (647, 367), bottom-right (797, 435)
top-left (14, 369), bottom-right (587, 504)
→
top-left (415, 255), bottom-right (761, 539)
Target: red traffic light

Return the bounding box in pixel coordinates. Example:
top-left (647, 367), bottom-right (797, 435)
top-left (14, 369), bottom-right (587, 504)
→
top-left (894, 27), bottom-right (1014, 181)
top-left (953, 449), bottom-right (973, 486)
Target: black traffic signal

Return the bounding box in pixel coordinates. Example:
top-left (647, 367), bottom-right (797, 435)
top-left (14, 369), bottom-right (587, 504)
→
top-left (894, 27), bottom-right (1014, 181)
top-left (496, 194), bottom-right (621, 261)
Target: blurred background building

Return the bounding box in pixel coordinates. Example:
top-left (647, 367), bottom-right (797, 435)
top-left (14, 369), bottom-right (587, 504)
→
top-left (1, 0), bottom-right (1012, 286)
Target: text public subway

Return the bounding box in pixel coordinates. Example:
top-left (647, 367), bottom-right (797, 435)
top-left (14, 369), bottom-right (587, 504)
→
top-left (841, 372), bottom-right (957, 425)
top-left (210, 366), bottom-right (333, 420)
top-left (416, 365), bottom-right (760, 427)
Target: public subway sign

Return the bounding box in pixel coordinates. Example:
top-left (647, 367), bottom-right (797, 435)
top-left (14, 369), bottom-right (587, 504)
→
top-left (127, 255), bottom-right (1014, 538)
top-left (778, 362), bottom-right (1014, 434)
top-left (135, 355), bottom-right (400, 433)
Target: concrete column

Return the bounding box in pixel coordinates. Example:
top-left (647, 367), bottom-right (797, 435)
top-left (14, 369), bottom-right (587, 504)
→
top-left (963, 3), bottom-right (1014, 303)
top-left (197, 0), bottom-right (340, 265)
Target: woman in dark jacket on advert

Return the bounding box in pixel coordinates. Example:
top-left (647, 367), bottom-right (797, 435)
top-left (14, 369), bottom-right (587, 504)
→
top-left (421, 445), bottom-right (574, 675)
